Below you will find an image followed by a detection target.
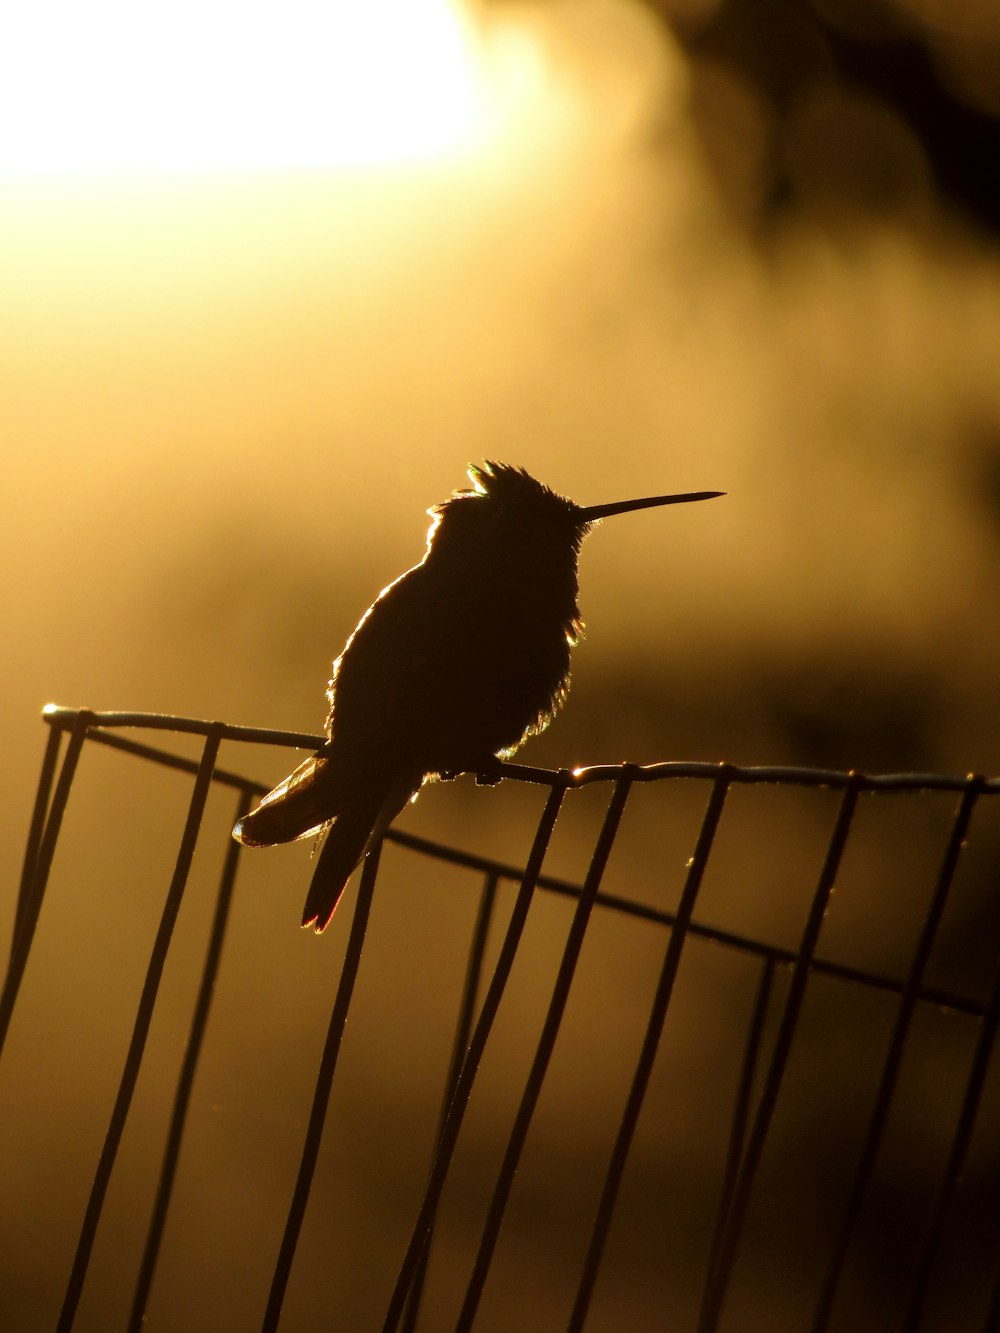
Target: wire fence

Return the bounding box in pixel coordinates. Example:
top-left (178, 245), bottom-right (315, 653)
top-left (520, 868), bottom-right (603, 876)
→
top-left (3, 705), bottom-right (1000, 1332)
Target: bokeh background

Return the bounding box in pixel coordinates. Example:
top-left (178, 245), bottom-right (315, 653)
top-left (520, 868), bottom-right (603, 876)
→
top-left (3, 0), bottom-right (1000, 1329)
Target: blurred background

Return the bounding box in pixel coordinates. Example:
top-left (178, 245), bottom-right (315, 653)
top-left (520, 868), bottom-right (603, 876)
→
top-left (2, 0), bottom-right (1000, 1328)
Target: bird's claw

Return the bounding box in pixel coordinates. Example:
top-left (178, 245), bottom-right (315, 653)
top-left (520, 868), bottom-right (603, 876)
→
top-left (474, 758), bottom-right (504, 786)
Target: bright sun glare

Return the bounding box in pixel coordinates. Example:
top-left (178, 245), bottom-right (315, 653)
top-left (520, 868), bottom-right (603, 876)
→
top-left (0, 0), bottom-right (488, 172)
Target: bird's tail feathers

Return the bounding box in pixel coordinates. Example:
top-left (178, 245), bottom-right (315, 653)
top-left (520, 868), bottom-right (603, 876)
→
top-left (233, 751), bottom-right (347, 848)
top-left (302, 778), bottom-right (415, 933)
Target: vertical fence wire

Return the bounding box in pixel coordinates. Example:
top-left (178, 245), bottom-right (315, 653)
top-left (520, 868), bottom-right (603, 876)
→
top-left (262, 834), bottom-right (386, 1333)
top-left (127, 786), bottom-right (253, 1332)
top-left (568, 769), bottom-right (731, 1332)
top-left (987, 1268), bottom-right (1000, 1333)
top-left (56, 724), bottom-right (222, 1333)
top-left (701, 955), bottom-right (777, 1303)
top-left (1, 710), bottom-right (92, 1061)
top-left (900, 937), bottom-right (1000, 1332)
top-left (11, 718), bottom-right (63, 962)
top-left (401, 870), bottom-right (500, 1333)
top-left (454, 768), bottom-right (637, 1332)
top-left (697, 777), bottom-right (863, 1333)
top-left (380, 777), bottom-right (569, 1333)
top-left (811, 780), bottom-right (983, 1331)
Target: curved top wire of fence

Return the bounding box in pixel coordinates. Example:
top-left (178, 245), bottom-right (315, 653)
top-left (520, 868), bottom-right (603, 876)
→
top-left (21, 701), bottom-right (995, 1011)
top-left (37, 701), bottom-right (1000, 795)
top-left (19, 703), bottom-right (999, 1023)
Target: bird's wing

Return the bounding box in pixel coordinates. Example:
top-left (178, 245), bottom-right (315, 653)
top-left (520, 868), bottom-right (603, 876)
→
top-left (325, 561), bottom-right (441, 752)
top-left (234, 564), bottom-right (437, 848)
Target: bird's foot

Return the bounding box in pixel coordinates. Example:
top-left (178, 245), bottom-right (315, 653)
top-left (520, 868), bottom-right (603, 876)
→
top-left (435, 758), bottom-right (504, 785)
top-left (474, 757), bottom-right (505, 786)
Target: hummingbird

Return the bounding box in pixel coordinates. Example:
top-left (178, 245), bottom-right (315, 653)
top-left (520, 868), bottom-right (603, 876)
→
top-left (233, 462), bottom-right (723, 931)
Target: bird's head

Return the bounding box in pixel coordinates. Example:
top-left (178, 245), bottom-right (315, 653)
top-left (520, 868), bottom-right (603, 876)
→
top-left (425, 461), bottom-right (723, 566)
top-left (425, 462), bottom-right (585, 567)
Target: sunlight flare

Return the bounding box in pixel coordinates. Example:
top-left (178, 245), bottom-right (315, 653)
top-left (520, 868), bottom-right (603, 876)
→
top-left (0, 0), bottom-right (486, 172)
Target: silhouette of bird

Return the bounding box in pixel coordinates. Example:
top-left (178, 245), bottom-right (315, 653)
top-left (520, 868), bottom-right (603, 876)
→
top-left (233, 462), bottom-right (723, 931)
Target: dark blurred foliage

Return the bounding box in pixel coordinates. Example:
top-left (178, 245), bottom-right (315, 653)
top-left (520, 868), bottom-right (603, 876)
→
top-left (656, 0), bottom-right (1000, 237)
top-left (751, 658), bottom-right (944, 770)
top-left (969, 421), bottom-right (1000, 523)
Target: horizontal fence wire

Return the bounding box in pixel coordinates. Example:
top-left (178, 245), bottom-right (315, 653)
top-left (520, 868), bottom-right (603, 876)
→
top-left (3, 704), bottom-right (1000, 1333)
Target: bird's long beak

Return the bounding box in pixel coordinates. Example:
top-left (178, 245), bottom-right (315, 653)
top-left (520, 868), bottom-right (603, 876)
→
top-left (578, 490), bottom-right (725, 521)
